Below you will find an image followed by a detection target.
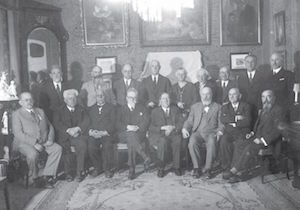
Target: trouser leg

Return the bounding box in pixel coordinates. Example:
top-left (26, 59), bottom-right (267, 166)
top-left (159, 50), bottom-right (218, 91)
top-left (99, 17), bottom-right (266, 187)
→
top-left (171, 135), bottom-right (181, 169)
top-left (101, 137), bottom-right (114, 171)
top-left (87, 137), bottom-right (102, 172)
top-left (204, 134), bottom-right (216, 170)
top-left (71, 137), bottom-right (87, 176)
top-left (219, 134), bottom-right (234, 170)
top-left (188, 132), bottom-right (203, 169)
top-left (18, 144), bottom-right (38, 178)
top-left (43, 143), bottom-right (62, 176)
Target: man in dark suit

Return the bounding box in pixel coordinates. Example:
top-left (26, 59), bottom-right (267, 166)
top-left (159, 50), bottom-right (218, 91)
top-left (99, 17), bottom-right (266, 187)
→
top-left (140, 60), bottom-right (172, 109)
top-left (215, 66), bottom-right (237, 105)
top-left (88, 90), bottom-right (115, 178)
top-left (39, 65), bottom-right (67, 123)
top-left (113, 64), bottom-right (140, 106)
top-left (225, 90), bottom-right (284, 183)
top-left (268, 52), bottom-right (295, 118)
top-left (116, 88), bottom-right (151, 179)
top-left (182, 87), bottom-right (224, 178)
top-left (53, 89), bottom-right (90, 182)
top-left (194, 68), bottom-right (217, 102)
top-left (237, 55), bottom-right (268, 127)
top-left (149, 93), bottom-right (183, 177)
top-left (219, 88), bottom-right (251, 175)
top-left (12, 92), bottom-right (62, 188)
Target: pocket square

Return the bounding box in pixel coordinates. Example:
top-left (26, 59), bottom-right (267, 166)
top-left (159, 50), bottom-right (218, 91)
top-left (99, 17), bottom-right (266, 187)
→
top-left (279, 78), bottom-right (285, 81)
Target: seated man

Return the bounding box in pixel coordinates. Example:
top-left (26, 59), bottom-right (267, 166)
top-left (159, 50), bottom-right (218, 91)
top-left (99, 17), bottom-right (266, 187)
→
top-left (182, 87), bottom-right (224, 178)
top-left (225, 90), bottom-right (284, 183)
top-left (116, 88), bottom-right (151, 180)
top-left (219, 88), bottom-right (251, 176)
top-left (54, 89), bottom-right (89, 182)
top-left (12, 92), bottom-right (62, 188)
top-left (88, 90), bottom-right (115, 178)
top-left (149, 93), bottom-right (183, 177)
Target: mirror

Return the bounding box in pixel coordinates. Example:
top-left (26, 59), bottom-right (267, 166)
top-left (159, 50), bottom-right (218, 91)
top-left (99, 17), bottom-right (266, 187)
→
top-left (27, 27), bottom-right (61, 77)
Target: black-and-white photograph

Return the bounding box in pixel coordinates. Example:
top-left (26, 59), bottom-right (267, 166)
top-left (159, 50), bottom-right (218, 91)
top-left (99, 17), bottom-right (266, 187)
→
top-left (0, 0), bottom-right (300, 210)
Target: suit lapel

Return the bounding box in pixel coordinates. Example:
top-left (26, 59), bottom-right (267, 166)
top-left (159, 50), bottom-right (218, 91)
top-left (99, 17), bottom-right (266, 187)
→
top-left (206, 103), bottom-right (215, 123)
top-left (194, 103), bottom-right (203, 128)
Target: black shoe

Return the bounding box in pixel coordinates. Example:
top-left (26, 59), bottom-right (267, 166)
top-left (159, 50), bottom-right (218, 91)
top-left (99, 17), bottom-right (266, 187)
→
top-left (222, 171), bottom-right (234, 180)
top-left (44, 182), bottom-right (54, 189)
top-left (74, 174), bottom-right (85, 182)
top-left (105, 170), bottom-right (114, 178)
top-left (192, 168), bottom-right (201, 179)
top-left (128, 169), bottom-right (135, 180)
top-left (203, 170), bottom-right (213, 179)
top-left (90, 170), bottom-right (100, 177)
top-left (174, 168), bottom-right (182, 176)
top-left (65, 174), bottom-right (73, 182)
top-left (228, 175), bottom-right (242, 183)
top-left (157, 169), bottom-right (164, 178)
top-left (144, 157), bottom-right (151, 172)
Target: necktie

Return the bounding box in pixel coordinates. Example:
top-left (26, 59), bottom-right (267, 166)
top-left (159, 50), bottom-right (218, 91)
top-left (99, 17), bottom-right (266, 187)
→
top-left (165, 108), bottom-right (169, 117)
top-left (222, 81), bottom-right (225, 88)
top-left (153, 77), bottom-right (157, 86)
top-left (56, 84), bottom-right (61, 95)
top-left (249, 73), bottom-right (253, 83)
top-left (98, 105), bottom-right (103, 114)
top-left (125, 80), bottom-right (130, 88)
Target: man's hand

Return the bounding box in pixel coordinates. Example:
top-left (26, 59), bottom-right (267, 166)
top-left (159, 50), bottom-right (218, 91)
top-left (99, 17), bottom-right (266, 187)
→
top-left (253, 138), bottom-right (262, 144)
top-left (182, 128), bottom-right (190, 138)
top-left (147, 101), bottom-right (155, 108)
top-left (164, 125), bottom-right (175, 136)
top-left (44, 141), bottom-right (53, 147)
top-left (67, 127), bottom-right (81, 137)
top-left (216, 131), bottom-right (223, 141)
top-left (177, 102), bottom-right (184, 109)
top-left (127, 125), bottom-right (139, 132)
top-left (235, 115), bottom-right (245, 121)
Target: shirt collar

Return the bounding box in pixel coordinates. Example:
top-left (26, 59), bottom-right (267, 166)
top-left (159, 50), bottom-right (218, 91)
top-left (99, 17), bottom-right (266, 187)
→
top-left (247, 70), bottom-right (256, 76)
top-left (53, 81), bottom-right (61, 87)
top-left (67, 105), bottom-right (75, 112)
top-left (273, 67), bottom-right (282, 74)
top-left (124, 78), bottom-right (131, 83)
top-left (231, 102), bottom-right (239, 108)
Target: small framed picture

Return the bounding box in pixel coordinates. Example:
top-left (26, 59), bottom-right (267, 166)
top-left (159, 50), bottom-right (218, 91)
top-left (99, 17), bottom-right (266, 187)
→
top-left (95, 56), bottom-right (117, 74)
top-left (230, 53), bottom-right (249, 70)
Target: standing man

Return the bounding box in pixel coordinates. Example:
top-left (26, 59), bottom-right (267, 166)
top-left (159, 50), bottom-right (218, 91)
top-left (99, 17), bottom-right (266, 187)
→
top-left (215, 66), bottom-right (237, 105)
top-left (12, 92), bottom-right (62, 188)
top-left (219, 88), bottom-right (251, 175)
top-left (225, 90), bottom-right (284, 183)
top-left (268, 52), bottom-right (294, 117)
top-left (54, 89), bottom-right (89, 182)
top-left (116, 88), bottom-right (151, 180)
top-left (80, 65), bottom-right (116, 107)
top-left (182, 87), bottom-right (224, 178)
top-left (149, 93), bottom-right (183, 177)
top-left (237, 55), bottom-right (268, 127)
top-left (88, 90), bottom-right (115, 178)
top-left (113, 64), bottom-right (140, 106)
top-left (194, 68), bottom-right (217, 103)
top-left (141, 60), bottom-right (172, 109)
top-left (39, 65), bottom-right (67, 123)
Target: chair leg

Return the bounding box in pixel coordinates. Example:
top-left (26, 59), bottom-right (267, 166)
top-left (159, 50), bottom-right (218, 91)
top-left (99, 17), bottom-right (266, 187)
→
top-left (4, 180), bottom-right (10, 210)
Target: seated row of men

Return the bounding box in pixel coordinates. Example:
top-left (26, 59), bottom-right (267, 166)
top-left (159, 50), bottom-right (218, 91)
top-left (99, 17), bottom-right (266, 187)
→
top-left (12, 84), bottom-right (284, 187)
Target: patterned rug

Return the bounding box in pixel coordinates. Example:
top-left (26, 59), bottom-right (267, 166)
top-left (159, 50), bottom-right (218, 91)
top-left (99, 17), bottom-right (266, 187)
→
top-left (66, 169), bottom-right (267, 210)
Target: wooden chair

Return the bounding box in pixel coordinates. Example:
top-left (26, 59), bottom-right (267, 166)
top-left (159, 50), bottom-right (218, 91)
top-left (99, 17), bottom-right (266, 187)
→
top-left (259, 137), bottom-right (290, 184)
top-left (0, 160), bottom-right (10, 210)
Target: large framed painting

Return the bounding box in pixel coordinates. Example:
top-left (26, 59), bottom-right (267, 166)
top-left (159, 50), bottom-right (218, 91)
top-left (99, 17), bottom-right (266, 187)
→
top-left (220, 0), bottom-right (261, 46)
top-left (274, 11), bottom-right (286, 46)
top-left (140, 0), bottom-right (210, 47)
top-left (82, 0), bottom-right (129, 47)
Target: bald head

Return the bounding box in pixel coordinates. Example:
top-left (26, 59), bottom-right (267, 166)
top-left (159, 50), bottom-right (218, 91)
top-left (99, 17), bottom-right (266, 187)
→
top-left (270, 52), bottom-right (283, 69)
top-left (219, 66), bottom-right (230, 81)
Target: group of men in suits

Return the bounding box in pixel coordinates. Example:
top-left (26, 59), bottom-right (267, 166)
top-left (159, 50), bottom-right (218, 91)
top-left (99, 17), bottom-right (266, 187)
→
top-left (11, 51), bottom-right (295, 187)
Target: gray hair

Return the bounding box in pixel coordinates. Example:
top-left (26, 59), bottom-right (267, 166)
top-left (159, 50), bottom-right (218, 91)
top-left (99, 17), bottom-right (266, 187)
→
top-left (63, 89), bottom-right (78, 98)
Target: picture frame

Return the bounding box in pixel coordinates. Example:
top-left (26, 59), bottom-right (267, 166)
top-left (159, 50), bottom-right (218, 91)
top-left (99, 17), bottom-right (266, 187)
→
top-left (274, 11), bottom-right (286, 46)
top-left (82, 0), bottom-right (129, 47)
top-left (139, 0), bottom-right (210, 46)
top-left (230, 53), bottom-right (249, 70)
top-left (220, 0), bottom-right (261, 46)
top-left (95, 56), bottom-right (117, 74)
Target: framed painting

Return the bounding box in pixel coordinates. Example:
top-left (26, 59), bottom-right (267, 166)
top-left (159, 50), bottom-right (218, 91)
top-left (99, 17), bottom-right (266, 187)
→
top-left (230, 52), bottom-right (249, 70)
top-left (274, 11), bottom-right (286, 46)
top-left (95, 56), bottom-right (117, 74)
top-left (82, 0), bottom-right (129, 47)
top-left (140, 0), bottom-right (210, 46)
top-left (220, 0), bottom-right (261, 46)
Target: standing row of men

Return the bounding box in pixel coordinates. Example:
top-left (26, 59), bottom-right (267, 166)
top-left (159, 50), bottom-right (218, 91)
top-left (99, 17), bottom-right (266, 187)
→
top-left (12, 51), bottom-right (294, 187)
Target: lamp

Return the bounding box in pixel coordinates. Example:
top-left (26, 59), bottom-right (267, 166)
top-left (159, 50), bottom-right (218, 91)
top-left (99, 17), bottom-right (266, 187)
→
top-left (127, 0), bottom-right (194, 21)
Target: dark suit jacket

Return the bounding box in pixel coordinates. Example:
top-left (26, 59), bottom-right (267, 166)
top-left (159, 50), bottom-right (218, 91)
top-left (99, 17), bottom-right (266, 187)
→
top-left (53, 104), bottom-right (90, 149)
top-left (116, 103), bottom-right (149, 137)
top-left (171, 82), bottom-right (198, 112)
top-left (39, 81), bottom-right (68, 122)
top-left (113, 78), bottom-right (140, 106)
top-left (221, 102), bottom-right (251, 139)
top-left (183, 102), bottom-right (224, 135)
top-left (194, 79), bottom-right (217, 102)
top-left (267, 68), bottom-right (295, 110)
top-left (88, 103), bottom-right (116, 135)
top-left (149, 106), bottom-right (183, 138)
top-left (253, 105), bottom-right (284, 145)
top-left (215, 79), bottom-right (237, 104)
top-left (237, 70), bottom-right (268, 109)
top-left (141, 74), bottom-right (172, 105)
